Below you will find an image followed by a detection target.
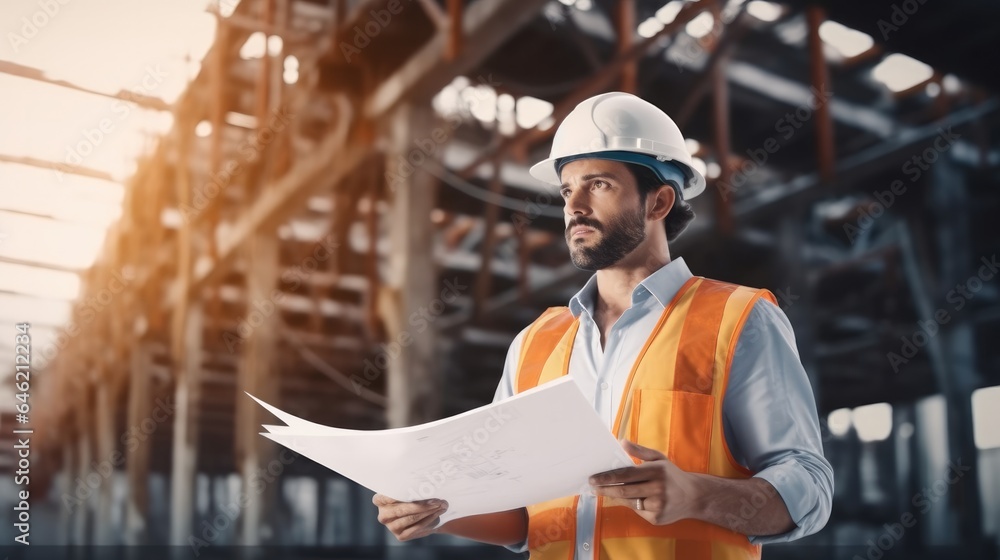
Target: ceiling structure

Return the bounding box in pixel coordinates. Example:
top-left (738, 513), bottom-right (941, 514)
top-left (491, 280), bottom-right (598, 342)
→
top-left (0, 0), bottom-right (997, 549)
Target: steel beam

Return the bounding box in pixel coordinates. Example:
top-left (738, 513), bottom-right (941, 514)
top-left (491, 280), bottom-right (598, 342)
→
top-left (617, 0), bottom-right (637, 94)
top-left (457, 0), bottom-right (713, 177)
top-left (124, 342), bottom-right (154, 545)
top-left (381, 102), bottom-right (441, 428)
top-left (365, 0), bottom-right (552, 118)
top-left (0, 60), bottom-right (170, 111)
top-left (806, 6), bottom-right (836, 182)
top-left (0, 153), bottom-right (115, 182)
top-left (236, 228), bottom-right (281, 546)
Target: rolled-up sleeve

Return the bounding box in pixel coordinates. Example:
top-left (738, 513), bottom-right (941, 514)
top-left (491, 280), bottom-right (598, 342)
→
top-left (724, 299), bottom-right (834, 544)
top-left (493, 327), bottom-right (530, 554)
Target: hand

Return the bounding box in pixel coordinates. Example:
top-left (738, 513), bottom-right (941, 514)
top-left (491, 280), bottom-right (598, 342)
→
top-left (588, 439), bottom-right (700, 526)
top-left (373, 493), bottom-right (449, 541)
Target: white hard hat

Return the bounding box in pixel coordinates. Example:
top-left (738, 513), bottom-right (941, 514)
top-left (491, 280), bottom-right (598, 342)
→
top-left (529, 92), bottom-right (706, 200)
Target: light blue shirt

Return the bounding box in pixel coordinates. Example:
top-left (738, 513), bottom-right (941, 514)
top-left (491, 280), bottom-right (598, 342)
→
top-left (492, 257), bottom-right (833, 557)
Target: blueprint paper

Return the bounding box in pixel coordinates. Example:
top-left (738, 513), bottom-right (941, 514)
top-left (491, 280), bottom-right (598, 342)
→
top-left (249, 376), bottom-right (634, 524)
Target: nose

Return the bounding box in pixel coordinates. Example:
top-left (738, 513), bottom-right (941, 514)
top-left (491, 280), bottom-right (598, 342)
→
top-left (564, 186), bottom-right (591, 219)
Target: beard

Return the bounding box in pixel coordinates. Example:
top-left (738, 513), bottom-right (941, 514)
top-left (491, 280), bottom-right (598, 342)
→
top-left (565, 203), bottom-right (647, 271)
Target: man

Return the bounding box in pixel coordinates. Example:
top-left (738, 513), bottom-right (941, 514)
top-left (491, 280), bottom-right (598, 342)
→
top-left (374, 92), bottom-right (833, 559)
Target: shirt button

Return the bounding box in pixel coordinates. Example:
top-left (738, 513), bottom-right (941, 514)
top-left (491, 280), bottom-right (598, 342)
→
top-left (600, 382), bottom-right (609, 390)
top-left (583, 542), bottom-right (591, 551)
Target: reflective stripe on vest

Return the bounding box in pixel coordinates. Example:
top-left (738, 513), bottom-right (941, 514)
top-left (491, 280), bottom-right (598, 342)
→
top-left (515, 276), bottom-right (776, 560)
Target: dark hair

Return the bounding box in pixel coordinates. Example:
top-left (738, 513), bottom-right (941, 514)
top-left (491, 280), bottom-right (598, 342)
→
top-left (622, 162), bottom-right (696, 242)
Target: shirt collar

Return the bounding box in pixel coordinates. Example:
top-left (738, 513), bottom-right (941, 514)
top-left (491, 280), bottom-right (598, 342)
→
top-left (568, 257), bottom-right (694, 318)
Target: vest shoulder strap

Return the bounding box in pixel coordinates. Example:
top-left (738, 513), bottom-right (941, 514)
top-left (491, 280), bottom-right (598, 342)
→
top-left (515, 307), bottom-right (575, 394)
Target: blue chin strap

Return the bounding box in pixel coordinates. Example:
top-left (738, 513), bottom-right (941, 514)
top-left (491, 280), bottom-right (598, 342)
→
top-left (556, 150), bottom-right (688, 200)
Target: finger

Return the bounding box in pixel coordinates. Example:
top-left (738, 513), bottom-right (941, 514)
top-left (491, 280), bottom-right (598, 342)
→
top-left (601, 495), bottom-right (660, 515)
top-left (373, 494), bottom-right (441, 508)
top-left (640, 495), bottom-right (663, 512)
top-left (372, 494), bottom-right (400, 506)
top-left (601, 496), bottom-right (636, 509)
top-left (590, 462), bottom-right (660, 485)
top-left (602, 498), bottom-right (659, 523)
top-left (387, 509), bottom-right (441, 534)
top-left (378, 500), bottom-right (447, 524)
top-left (396, 509), bottom-right (445, 541)
top-left (386, 504), bottom-right (446, 535)
top-left (591, 480), bottom-right (660, 500)
top-left (620, 439), bottom-right (667, 462)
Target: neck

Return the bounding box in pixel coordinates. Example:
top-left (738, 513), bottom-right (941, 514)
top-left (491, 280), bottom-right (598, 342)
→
top-left (594, 244), bottom-right (671, 316)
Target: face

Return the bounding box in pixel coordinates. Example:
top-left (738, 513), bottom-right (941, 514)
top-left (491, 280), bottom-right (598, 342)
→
top-left (559, 158), bottom-right (647, 271)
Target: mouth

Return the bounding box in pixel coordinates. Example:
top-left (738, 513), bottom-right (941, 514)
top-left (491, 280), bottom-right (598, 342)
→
top-left (570, 226), bottom-right (597, 239)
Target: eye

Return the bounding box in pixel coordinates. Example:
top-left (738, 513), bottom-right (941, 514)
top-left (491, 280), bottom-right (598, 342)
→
top-left (592, 180), bottom-right (609, 189)
top-left (560, 187), bottom-right (571, 199)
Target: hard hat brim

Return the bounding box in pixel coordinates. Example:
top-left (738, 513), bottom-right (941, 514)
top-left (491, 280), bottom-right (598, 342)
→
top-left (529, 150), bottom-right (706, 201)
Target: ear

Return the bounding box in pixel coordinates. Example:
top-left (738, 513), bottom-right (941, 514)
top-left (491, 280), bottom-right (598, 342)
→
top-left (646, 184), bottom-right (676, 222)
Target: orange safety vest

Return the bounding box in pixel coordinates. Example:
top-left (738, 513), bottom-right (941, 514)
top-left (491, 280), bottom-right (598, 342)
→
top-left (515, 275), bottom-right (777, 560)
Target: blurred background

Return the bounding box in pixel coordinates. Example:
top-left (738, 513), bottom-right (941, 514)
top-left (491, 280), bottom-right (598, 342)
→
top-left (0, 0), bottom-right (998, 558)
